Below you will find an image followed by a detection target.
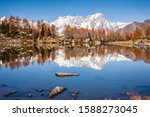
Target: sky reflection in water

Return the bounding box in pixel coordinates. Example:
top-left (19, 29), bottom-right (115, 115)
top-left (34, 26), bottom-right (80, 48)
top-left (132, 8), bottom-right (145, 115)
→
top-left (0, 45), bottom-right (150, 100)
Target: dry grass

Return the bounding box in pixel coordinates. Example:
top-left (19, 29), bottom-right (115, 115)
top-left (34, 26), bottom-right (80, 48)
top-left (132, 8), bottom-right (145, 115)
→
top-left (110, 39), bottom-right (150, 47)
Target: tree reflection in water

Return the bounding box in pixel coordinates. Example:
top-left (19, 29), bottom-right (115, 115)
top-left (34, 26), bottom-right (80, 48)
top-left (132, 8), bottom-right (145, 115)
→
top-left (0, 43), bottom-right (150, 70)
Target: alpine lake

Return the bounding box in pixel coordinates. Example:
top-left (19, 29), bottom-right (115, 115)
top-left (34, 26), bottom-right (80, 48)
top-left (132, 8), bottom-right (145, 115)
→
top-left (0, 39), bottom-right (150, 100)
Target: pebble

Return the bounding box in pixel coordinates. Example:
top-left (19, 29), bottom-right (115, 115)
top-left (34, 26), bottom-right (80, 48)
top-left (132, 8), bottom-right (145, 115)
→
top-left (27, 93), bottom-right (32, 97)
top-left (36, 88), bottom-right (43, 92)
top-left (71, 91), bottom-right (79, 98)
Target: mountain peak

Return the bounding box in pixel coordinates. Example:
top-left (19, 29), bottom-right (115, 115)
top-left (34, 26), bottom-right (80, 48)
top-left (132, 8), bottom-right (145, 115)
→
top-left (0, 13), bottom-right (129, 35)
top-left (88, 13), bottom-right (105, 19)
top-left (144, 19), bottom-right (150, 23)
top-left (51, 13), bottom-right (128, 35)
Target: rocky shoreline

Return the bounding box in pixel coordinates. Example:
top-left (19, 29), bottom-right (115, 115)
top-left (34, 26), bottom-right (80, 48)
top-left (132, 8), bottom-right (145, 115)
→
top-left (107, 39), bottom-right (150, 47)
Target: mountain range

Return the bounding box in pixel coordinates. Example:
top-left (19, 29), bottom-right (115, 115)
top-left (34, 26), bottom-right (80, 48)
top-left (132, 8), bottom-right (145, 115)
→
top-left (0, 13), bottom-right (150, 35)
top-left (118, 19), bottom-right (150, 34)
top-left (50, 13), bottom-right (128, 34)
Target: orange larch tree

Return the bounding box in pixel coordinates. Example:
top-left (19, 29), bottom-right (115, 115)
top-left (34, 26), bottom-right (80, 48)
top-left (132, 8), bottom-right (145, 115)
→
top-left (51, 24), bottom-right (56, 38)
top-left (124, 31), bottom-right (133, 40)
top-left (145, 25), bottom-right (150, 39)
top-left (133, 27), bottom-right (144, 39)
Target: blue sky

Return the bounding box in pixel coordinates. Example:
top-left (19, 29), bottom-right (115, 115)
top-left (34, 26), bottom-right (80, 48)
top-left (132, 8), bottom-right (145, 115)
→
top-left (0, 0), bottom-right (149, 22)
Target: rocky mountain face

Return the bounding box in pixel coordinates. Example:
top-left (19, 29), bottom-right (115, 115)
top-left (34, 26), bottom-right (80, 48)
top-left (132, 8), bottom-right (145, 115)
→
top-left (118, 19), bottom-right (150, 34)
top-left (0, 13), bottom-right (128, 35)
top-left (50, 13), bottom-right (128, 34)
top-left (1, 13), bottom-right (149, 35)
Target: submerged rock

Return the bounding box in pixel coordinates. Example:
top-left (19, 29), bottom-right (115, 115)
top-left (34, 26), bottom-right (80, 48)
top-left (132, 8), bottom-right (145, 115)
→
top-left (40, 93), bottom-right (44, 96)
top-left (125, 91), bottom-right (141, 100)
top-left (48, 86), bottom-right (66, 98)
top-left (130, 95), bottom-right (142, 100)
top-left (71, 91), bottom-right (79, 98)
top-left (125, 92), bottom-right (137, 96)
top-left (2, 84), bottom-right (8, 87)
top-left (143, 96), bottom-right (150, 100)
top-left (125, 91), bottom-right (150, 100)
top-left (36, 88), bottom-right (43, 92)
top-left (27, 93), bottom-right (32, 97)
top-left (0, 84), bottom-right (8, 87)
top-left (3, 90), bottom-right (16, 97)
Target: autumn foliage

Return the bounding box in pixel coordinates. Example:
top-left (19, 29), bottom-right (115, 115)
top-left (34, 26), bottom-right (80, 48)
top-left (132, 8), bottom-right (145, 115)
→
top-left (145, 25), bottom-right (150, 39)
top-left (0, 16), bottom-right (150, 41)
top-left (63, 24), bottom-right (149, 41)
top-left (0, 16), bottom-right (56, 39)
top-left (132, 27), bottom-right (144, 39)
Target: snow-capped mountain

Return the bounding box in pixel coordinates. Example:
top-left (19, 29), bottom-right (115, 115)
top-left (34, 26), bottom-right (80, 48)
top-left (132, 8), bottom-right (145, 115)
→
top-left (53, 49), bottom-right (131, 70)
top-left (0, 13), bottom-right (129, 35)
top-left (50, 13), bottom-right (129, 34)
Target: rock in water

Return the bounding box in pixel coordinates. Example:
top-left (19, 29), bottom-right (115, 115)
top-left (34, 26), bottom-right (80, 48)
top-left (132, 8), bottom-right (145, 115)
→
top-left (71, 91), bottom-right (79, 98)
top-left (36, 88), bottom-right (43, 92)
top-left (0, 84), bottom-right (8, 87)
top-left (2, 84), bottom-right (8, 87)
top-left (48, 86), bottom-right (66, 98)
top-left (3, 90), bottom-right (16, 97)
top-left (27, 93), bottom-right (32, 97)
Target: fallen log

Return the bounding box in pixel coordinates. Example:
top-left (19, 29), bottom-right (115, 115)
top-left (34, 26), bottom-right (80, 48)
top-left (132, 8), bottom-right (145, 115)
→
top-left (55, 72), bottom-right (79, 77)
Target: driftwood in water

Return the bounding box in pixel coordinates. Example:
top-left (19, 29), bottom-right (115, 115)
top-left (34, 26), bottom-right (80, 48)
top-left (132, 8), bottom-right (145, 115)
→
top-left (55, 72), bottom-right (79, 77)
top-left (48, 86), bottom-right (66, 98)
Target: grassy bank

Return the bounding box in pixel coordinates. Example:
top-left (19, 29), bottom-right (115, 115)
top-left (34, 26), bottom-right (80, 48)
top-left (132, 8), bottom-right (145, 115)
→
top-left (107, 39), bottom-right (150, 47)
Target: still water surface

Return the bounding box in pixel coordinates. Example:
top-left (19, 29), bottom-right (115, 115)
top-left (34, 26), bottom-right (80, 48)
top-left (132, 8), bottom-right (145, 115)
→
top-left (0, 45), bottom-right (150, 99)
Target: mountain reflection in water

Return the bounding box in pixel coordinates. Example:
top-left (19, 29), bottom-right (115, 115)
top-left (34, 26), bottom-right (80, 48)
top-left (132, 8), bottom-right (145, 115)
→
top-left (0, 44), bottom-right (150, 100)
top-left (0, 45), bottom-right (150, 70)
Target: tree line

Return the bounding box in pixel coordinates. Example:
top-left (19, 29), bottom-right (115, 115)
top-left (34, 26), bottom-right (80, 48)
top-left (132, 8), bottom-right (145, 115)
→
top-left (0, 16), bottom-right (150, 41)
top-left (0, 16), bottom-right (57, 39)
top-left (64, 25), bottom-right (150, 41)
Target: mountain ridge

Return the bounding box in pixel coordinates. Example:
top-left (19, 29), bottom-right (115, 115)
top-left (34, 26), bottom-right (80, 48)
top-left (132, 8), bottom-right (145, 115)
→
top-left (0, 13), bottom-right (129, 35)
top-left (1, 13), bottom-right (150, 35)
top-left (118, 19), bottom-right (150, 34)
top-left (50, 13), bottom-right (129, 34)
